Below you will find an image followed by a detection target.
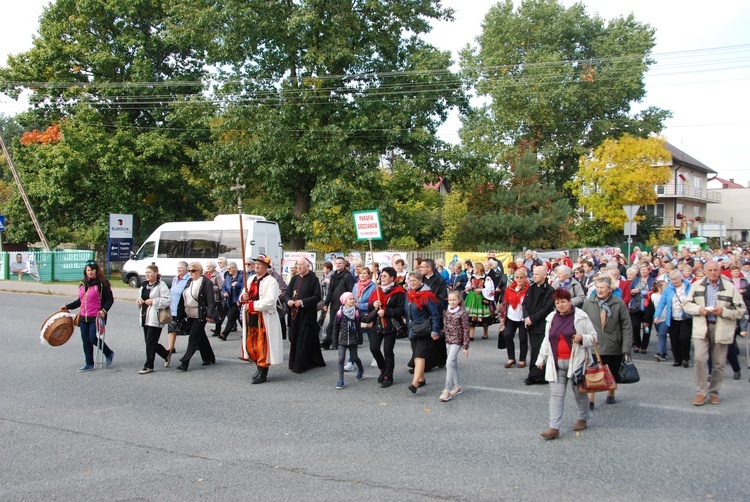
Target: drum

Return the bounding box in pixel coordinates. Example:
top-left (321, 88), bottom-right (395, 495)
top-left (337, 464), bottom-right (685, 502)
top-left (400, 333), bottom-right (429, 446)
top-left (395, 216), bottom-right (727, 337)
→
top-left (40, 311), bottom-right (75, 347)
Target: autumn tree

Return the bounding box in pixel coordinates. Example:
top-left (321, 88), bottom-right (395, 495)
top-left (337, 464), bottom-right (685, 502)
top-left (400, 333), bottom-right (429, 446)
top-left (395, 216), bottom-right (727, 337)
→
top-left (459, 0), bottom-right (670, 190)
top-left (570, 134), bottom-right (671, 241)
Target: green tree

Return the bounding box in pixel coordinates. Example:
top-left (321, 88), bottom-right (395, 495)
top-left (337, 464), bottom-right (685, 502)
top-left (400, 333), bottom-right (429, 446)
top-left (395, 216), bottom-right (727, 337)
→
top-left (185, 0), bottom-right (465, 248)
top-left (0, 0), bottom-right (211, 243)
top-left (446, 150), bottom-right (570, 251)
top-left (460, 0), bottom-right (670, 190)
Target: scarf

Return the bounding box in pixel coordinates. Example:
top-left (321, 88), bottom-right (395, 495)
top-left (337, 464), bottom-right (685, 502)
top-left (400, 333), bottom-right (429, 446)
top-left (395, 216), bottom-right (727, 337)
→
top-left (357, 278), bottom-right (372, 296)
top-left (342, 305), bottom-right (356, 320)
top-left (368, 284), bottom-right (405, 307)
top-left (407, 287), bottom-right (438, 310)
top-left (504, 280), bottom-right (528, 309)
top-left (448, 305), bottom-right (460, 314)
top-left (596, 293), bottom-right (613, 329)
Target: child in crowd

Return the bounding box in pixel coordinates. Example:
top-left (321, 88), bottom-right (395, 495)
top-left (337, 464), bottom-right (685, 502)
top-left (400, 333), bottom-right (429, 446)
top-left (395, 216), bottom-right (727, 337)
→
top-left (333, 292), bottom-right (364, 389)
top-left (650, 281), bottom-right (669, 361)
top-left (440, 291), bottom-right (470, 402)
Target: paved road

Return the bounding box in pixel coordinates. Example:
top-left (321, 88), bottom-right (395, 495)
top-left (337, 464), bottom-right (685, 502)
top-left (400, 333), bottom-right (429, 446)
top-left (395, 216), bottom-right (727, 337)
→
top-left (1, 283), bottom-right (749, 501)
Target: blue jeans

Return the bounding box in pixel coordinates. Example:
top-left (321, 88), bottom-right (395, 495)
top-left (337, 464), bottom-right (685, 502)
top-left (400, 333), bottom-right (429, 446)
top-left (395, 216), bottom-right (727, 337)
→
top-left (444, 343), bottom-right (462, 391)
top-left (80, 320), bottom-right (112, 366)
top-left (656, 321), bottom-right (669, 355)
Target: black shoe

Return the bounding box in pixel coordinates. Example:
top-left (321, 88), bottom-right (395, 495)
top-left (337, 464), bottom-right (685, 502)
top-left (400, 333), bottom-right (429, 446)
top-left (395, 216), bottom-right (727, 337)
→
top-left (164, 351), bottom-right (172, 368)
top-left (320, 341), bottom-right (331, 350)
top-left (218, 334), bottom-right (228, 341)
top-left (418, 380), bottom-right (426, 388)
top-left (170, 348), bottom-right (177, 354)
top-left (589, 401), bottom-right (595, 410)
top-left (381, 378), bottom-right (392, 388)
top-left (733, 371), bottom-right (741, 380)
top-left (523, 378), bottom-right (537, 385)
top-left (606, 396), bottom-right (616, 405)
top-left (252, 368), bottom-right (268, 384)
top-left (176, 364), bottom-right (188, 371)
top-left (377, 370), bottom-right (385, 384)
top-left (202, 360), bottom-right (216, 366)
top-left (672, 361), bottom-right (682, 367)
top-left (407, 384), bottom-right (417, 394)
top-left (408, 368), bottom-right (414, 374)
top-left (252, 369), bottom-right (260, 380)
top-left (682, 361), bottom-right (689, 368)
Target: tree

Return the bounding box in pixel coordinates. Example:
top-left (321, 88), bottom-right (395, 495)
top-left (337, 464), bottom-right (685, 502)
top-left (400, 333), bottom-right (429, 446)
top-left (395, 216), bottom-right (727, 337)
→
top-left (183, 0), bottom-right (466, 248)
top-left (0, 0), bottom-right (211, 243)
top-left (443, 150), bottom-right (570, 251)
top-left (569, 134), bottom-right (671, 236)
top-left (460, 0), bottom-right (670, 190)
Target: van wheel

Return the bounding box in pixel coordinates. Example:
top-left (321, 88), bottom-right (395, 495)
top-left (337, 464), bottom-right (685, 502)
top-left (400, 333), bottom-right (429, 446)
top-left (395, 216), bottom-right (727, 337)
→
top-left (128, 275), bottom-right (141, 288)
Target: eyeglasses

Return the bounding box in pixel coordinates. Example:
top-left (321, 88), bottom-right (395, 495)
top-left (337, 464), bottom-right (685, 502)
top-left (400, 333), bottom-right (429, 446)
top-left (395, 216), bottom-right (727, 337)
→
top-left (188, 269), bottom-right (199, 273)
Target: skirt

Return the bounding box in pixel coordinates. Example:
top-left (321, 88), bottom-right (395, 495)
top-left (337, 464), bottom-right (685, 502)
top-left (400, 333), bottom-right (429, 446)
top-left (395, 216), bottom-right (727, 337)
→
top-left (465, 291), bottom-right (492, 326)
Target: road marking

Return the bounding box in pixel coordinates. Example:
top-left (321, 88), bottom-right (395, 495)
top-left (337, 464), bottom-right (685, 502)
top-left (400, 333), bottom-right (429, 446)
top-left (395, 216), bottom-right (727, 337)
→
top-left (634, 402), bottom-right (721, 415)
top-left (470, 385), bottom-right (544, 396)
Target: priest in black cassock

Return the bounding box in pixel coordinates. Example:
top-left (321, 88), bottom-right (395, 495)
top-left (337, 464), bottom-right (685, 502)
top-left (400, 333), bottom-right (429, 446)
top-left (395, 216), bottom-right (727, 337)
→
top-left (286, 257), bottom-right (326, 373)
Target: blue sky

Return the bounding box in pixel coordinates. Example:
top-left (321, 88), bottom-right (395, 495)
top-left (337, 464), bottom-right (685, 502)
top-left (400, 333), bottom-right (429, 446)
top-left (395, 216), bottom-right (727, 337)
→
top-left (3, 0), bottom-right (749, 184)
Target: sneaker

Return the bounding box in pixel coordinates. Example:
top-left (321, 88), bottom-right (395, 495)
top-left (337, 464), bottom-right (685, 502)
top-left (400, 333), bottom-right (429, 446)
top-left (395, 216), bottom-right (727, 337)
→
top-left (733, 371), bottom-right (741, 380)
top-left (439, 390), bottom-right (452, 402)
top-left (449, 386), bottom-right (463, 397)
top-left (105, 352), bottom-right (114, 367)
top-left (654, 354), bottom-right (661, 362)
top-left (370, 359), bottom-right (378, 368)
top-left (78, 365), bottom-right (94, 372)
top-left (355, 369), bottom-right (364, 381)
top-left (336, 379), bottom-right (345, 390)
top-left (344, 362), bottom-right (355, 372)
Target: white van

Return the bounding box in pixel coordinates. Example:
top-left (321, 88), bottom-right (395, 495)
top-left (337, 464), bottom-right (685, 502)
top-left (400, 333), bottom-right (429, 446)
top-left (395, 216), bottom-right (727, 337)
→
top-left (121, 214), bottom-right (282, 287)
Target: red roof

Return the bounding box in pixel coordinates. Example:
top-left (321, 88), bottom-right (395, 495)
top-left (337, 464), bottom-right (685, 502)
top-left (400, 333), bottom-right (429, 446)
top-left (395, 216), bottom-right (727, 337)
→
top-left (709, 176), bottom-right (743, 188)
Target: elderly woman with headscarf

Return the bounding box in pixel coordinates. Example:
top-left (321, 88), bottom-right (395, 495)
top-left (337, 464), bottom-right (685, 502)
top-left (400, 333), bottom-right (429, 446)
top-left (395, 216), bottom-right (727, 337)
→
top-left (581, 275), bottom-right (632, 407)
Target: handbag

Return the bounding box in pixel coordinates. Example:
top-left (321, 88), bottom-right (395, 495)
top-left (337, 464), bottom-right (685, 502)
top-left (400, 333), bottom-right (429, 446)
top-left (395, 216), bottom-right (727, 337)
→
top-left (73, 313), bottom-right (81, 327)
top-left (410, 318), bottom-right (432, 338)
top-left (361, 321), bottom-right (373, 330)
top-left (618, 352), bottom-right (640, 384)
top-left (578, 339), bottom-right (617, 393)
top-left (158, 308), bottom-right (173, 325)
top-left (391, 316), bottom-right (408, 339)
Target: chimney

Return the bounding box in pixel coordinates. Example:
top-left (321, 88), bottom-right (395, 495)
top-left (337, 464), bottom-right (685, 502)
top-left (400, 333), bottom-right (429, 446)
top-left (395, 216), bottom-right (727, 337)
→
top-left (729, 178), bottom-right (735, 183)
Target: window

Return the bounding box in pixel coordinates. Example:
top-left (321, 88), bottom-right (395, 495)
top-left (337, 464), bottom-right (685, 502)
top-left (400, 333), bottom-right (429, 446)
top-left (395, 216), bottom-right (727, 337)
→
top-left (645, 204), bottom-right (665, 222)
top-left (218, 230), bottom-right (247, 258)
top-left (158, 231), bottom-right (186, 258)
top-left (676, 203), bottom-right (685, 217)
top-left (693, 206), bottom-right (702, 219)
top-left (185, 231), bottom-right (221, 258)
top-left (135, 241), bottom-right (155, 260)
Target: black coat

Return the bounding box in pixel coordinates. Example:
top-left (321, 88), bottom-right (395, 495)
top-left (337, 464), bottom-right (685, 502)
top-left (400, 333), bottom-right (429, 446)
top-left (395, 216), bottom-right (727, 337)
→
top-left (177, 277), bottom-right (217, 322)
top-left (522, 281), bottom-right (554, 335)
top-left (326, 269), bottom-right (354, 311)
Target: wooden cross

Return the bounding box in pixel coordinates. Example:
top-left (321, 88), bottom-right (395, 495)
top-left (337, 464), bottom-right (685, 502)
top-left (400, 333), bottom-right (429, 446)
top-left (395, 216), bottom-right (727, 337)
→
top-left (230, 177), bottom-right (246, 213)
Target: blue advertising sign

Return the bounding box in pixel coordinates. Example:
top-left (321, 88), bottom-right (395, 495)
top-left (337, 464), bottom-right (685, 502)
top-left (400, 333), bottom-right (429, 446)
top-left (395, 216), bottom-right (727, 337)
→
top-left (0, 215), bottom-right (5, 231)
top-left (108, 237), bottom-right (133, 262)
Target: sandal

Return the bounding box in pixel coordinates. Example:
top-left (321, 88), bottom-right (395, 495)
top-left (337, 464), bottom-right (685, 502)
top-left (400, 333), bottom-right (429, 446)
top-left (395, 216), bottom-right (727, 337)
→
top-left (517, 361), bottom-right (527, 368)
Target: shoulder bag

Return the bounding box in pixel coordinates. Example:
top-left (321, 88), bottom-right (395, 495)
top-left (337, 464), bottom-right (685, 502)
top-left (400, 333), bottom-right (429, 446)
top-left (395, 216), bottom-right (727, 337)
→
top-left (618, 352), bottom-right (640, 384)
top-left (411, 318), bottom-right (432, 338)
top-left (158, 308), bottom-right (173, 325)
top-left (578, 338), bottom-right (617, 393)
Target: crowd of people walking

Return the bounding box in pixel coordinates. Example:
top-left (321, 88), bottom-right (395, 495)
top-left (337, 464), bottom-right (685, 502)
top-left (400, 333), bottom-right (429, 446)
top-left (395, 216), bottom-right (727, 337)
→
top-left (59, 244), bottom-right (749, 440)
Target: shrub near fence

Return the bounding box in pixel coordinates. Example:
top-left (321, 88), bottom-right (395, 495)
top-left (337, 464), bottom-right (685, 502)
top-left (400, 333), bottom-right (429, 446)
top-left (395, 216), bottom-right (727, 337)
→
top-left (1, 250), bottom-right (95, 282)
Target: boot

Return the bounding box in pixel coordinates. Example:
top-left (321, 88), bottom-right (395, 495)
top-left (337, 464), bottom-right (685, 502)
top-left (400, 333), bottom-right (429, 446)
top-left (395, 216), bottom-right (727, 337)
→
top-left (252, 366), bottom-right (268, 384)
top-left (252, 365), bottom-right (260, 380)
top-left (540, 428), bottom-right (559, 440)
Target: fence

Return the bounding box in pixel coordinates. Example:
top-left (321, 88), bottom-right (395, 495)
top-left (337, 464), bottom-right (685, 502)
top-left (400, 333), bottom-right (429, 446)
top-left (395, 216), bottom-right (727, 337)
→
top-left (1, 250), bottom-right (95, 282)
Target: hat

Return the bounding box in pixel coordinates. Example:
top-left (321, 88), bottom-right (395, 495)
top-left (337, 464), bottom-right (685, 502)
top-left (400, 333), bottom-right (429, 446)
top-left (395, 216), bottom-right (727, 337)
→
top-left (340, 292), bottom-right (354, 305)
top-left (253, 254), bottom-right (271, 267)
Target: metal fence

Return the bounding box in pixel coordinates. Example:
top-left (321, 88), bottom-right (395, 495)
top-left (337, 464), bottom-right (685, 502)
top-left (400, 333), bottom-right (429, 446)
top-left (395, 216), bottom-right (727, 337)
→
top-left (1, 250), bottom-right (95, 282)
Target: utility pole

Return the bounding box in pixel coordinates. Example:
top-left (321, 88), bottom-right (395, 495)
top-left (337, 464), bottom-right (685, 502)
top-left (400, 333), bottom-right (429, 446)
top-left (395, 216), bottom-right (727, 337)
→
top-left (0, 135), bottom-right (51, 251)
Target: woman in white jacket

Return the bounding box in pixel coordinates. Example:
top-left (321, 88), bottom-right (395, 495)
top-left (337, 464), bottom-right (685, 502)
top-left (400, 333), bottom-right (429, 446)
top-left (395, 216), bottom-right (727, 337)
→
top-left (136, 264), bottom-right (172, 374)
top-left (535, 289), bottom-right (598, 440)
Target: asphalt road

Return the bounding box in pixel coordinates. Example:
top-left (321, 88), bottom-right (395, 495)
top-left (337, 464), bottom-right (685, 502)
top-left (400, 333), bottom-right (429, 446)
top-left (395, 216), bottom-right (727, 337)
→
top-left (1, 286), bottom-right (749, 501)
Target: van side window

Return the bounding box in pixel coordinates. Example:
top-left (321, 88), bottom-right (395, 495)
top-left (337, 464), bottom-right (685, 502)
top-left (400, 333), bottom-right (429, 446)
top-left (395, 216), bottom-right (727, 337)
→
top-left (135, 241), bottom-right (156, 260)
top-left (218, 230), bottom-right (246, 258)
top-left (159, 231), bottom-right (186, 258)
top-left (185, 231), bottom-right (220, 258)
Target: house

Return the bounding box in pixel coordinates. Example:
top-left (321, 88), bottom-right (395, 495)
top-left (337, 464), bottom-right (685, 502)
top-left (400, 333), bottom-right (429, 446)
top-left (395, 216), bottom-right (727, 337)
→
top-left (706, 186), bottom-right (750, 243)
top-left (643, 142), bottom-right (720, 235)
top-left (707, 176), bottom-right (744, 189)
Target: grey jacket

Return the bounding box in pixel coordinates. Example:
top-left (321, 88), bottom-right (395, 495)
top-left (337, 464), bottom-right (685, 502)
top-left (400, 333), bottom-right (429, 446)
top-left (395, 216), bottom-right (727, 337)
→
top-left (581, 294), bottom-right (633, 356)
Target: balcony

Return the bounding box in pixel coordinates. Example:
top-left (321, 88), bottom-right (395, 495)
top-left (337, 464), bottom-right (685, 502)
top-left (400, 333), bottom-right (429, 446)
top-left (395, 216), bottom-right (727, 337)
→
top-left (657, 217), bottom-right (723, 229)
top-left (656, 184), bottom-right (721, 203)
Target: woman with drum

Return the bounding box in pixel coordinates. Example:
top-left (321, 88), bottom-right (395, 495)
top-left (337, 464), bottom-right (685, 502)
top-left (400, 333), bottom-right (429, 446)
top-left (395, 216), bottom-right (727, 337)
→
top-left (136, 264), bottom-right (172, 374)
top-left (61, 260), bottom-right (115, 372)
